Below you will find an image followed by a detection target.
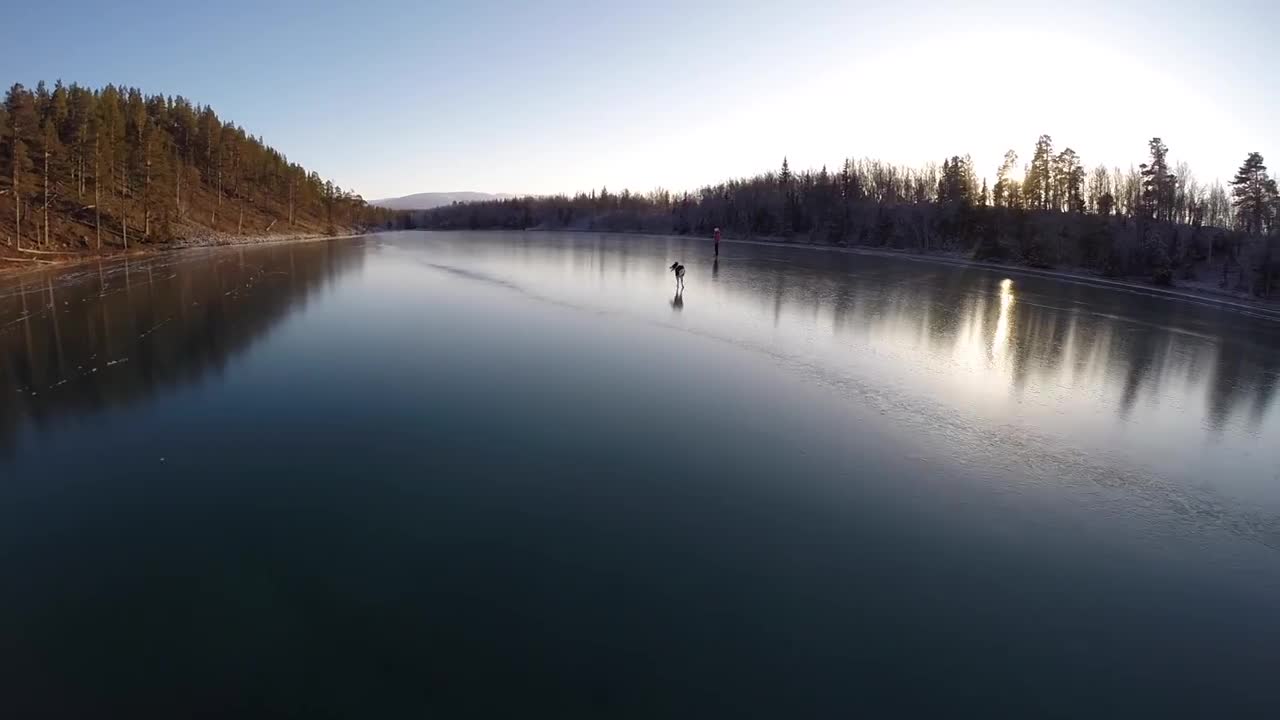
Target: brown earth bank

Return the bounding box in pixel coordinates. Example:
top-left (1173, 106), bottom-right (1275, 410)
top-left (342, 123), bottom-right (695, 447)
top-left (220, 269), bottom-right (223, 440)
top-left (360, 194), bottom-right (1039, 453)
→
top-left (0, 229), bottom-right (367, 280)
top-left (0, 168), bottom-right (372, 278)
top-left (2, 80), bottom-right (397, 280)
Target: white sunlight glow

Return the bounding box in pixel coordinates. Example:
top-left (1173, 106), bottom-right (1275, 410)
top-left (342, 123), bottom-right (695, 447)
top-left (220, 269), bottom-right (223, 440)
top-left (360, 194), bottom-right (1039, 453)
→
top-left (617, 29), bottom-right (1253, 197)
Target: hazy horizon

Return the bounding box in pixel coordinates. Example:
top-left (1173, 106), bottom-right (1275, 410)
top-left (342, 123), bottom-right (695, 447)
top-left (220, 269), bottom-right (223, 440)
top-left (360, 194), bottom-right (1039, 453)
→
top-left (10, 0), bottom-right (1277, 200)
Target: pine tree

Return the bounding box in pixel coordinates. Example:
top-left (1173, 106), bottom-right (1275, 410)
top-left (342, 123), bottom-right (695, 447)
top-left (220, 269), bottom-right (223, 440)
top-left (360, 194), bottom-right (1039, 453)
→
top-left (324, 180), bottom-right (336, 233)
top-left (3, 79), bottom-right (381, 248)
top-left (1024, 135), bottom-right (1054, 210)
top-left (39, 117), bottom-right (63, 245)
top-left (50, 80), bottom-right (69, 139)
top-left (1140, 137), bottom-right (1175, 221)
top-left (5, 84), bottom-right (38, 248)
top-left (288, 164), bottom-right (300, 227)
top-left (778, 157), bottom-right (795, 235)
top-left (1054, 148), bottom-right (1085, 213)
top-left (1087, 166), bottom-right (1111, 213)
top-left (170, 97), bottom-right (197, 217)
top-left (993, 150), bottom-right (1019, 208)
top-left (46, 82), bottom-right (71, 238)
top-left (124, 88), bottom-right (148, 243)
top-left (1097, 193), bottom-right (1115, 217)
top-left (938, 156), bottom-right (973, 204)
top-left (89, 103), bottom-right (102, 248)
top-left (959, 154), bottom-right (978, 201)
top-left (0, 102), bottom-right (7, 211)
top-left (68, 83), bottom-right (93, 200)
top-left (1230, 153), bottom-right (1277, 235)
top-left (97, 85), bottom-right (125, 246)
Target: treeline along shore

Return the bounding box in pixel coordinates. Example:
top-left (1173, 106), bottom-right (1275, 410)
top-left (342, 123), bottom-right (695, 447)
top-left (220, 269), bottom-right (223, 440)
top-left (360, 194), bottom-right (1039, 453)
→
top-left (2, 80), bottom-right (393, 271)
top-left (409, 139), bottom-right (1280, 300)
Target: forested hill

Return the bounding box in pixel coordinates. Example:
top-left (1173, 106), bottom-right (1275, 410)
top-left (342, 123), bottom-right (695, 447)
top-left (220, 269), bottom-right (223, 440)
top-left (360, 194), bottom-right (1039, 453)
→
top-left (2, 80), bottom-right (391, 258)
top-left (418, 141), bottom-right (1280, 298)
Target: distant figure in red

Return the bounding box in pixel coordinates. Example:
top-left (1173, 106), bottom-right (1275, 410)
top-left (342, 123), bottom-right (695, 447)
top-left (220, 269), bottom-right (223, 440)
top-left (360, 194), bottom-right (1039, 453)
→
top-left (713, 227), bottom-right (721, 257)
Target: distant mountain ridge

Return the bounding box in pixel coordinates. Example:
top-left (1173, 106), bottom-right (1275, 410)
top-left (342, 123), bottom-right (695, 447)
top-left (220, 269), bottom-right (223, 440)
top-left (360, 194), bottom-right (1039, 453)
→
top-left (371, 192), bottom-right (513, 210)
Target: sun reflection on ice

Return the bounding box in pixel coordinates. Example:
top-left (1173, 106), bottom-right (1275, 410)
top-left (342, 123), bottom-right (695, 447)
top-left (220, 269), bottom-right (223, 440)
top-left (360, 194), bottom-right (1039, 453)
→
top-left (991, 279), bottom-right (1015, 361)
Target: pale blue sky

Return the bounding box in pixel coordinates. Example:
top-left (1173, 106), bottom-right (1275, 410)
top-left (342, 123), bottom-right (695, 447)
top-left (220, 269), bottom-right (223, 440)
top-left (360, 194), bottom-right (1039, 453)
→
top-left (11, 0), bottom-right (1277, 199)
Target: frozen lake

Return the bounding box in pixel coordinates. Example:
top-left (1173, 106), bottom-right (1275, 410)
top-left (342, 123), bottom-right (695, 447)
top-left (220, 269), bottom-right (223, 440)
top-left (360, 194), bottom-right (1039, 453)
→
top-left (2, 230), bottom-right (1279, 715)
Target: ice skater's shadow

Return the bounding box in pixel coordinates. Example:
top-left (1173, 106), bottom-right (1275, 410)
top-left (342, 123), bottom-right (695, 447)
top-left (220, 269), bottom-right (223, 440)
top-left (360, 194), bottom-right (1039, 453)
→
top-left (670, 290), bottom-right (684, 311)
